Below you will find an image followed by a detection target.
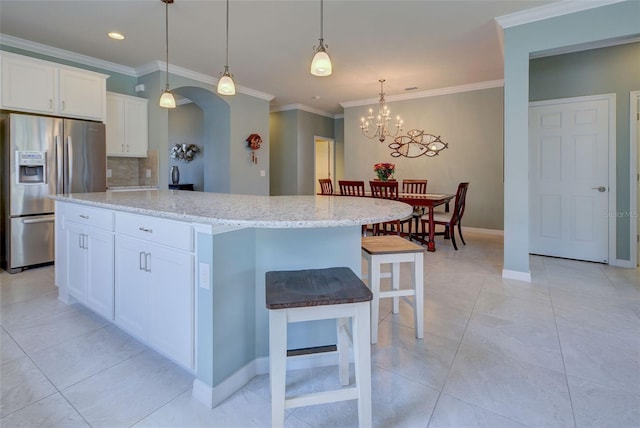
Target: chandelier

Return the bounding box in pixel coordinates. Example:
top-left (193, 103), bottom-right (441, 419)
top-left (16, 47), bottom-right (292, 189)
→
top-left (360, 79), bottom-right (403, 143)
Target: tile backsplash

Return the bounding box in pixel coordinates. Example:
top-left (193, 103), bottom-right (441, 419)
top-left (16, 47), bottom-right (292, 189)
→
top-left (107, 149), bottom-right (158, 187)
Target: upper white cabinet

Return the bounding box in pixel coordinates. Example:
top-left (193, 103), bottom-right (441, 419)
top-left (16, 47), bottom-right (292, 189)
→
top-left (0, 51), bottom-right (107, 122)
top-left (106, 92), bottom-right (148, 157)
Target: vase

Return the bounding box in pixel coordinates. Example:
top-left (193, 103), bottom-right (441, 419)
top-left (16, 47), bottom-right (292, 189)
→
top-left (170, 166), bottom-right (180, 184)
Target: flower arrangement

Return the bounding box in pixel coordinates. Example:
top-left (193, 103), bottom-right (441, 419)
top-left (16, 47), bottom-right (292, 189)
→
top-left (170, 143), bottom-right (200, 163)
top-left (373, 162), bottom-right (395, 181)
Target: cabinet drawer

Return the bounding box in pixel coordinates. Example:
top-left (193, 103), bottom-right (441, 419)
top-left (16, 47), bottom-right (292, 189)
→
top-left (65, 204), bottom-right (114, 230)
top-left (116, 212), bottom-right (193, 251)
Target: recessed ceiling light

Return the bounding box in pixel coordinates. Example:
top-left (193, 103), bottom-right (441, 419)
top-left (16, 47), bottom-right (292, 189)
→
top-left (108, 32), bottom-right (125, 40)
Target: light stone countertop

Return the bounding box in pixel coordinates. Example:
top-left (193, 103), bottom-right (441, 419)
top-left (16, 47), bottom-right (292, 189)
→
top-left (53, 190), bottom-right (413, 228)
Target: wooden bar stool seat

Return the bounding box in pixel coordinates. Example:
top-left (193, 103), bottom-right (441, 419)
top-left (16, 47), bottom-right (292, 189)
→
top-left (265, 267), bottom-right (373, 428)
top-left (361, 235), bottom-right (425, 344)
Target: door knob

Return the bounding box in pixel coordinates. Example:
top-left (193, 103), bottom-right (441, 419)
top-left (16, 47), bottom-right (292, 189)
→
top-left (592, 186), bottom-right (606, 192)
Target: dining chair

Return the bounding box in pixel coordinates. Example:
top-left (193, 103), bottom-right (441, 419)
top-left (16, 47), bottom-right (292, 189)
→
top-left (421, 182), bottom-right (469, 250)
top-left (339, 180), bottom-right (366, 196)
top-left (318, 178), bottom-right (334, 195)
top-left (369, 181), bottom-right (413, 237)
top-left (402, 179), bottom-right (428, 234)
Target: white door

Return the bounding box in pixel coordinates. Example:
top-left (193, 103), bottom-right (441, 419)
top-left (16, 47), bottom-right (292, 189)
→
top-left (315, 137), bottom-right (334, 194)
top-left (529, 96), bottom-right (611, 263)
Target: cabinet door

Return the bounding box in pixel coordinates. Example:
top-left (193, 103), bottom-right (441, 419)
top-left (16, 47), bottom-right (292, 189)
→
top-left (85, 228), bottom-right (115, 320)
top-left (66, 222), bottom-right (87, 301)
top-left (114, 236), bottom-right (149, 341)
top-left (58, 68), bottom-right (105, 121)
top-left (1, 54), bottom-right (56, 113)
top-left (124, 98), bottom-right (148, 157)
top-left (148, 245), bottom-right (194, 368)
top-left (106, 93), bottom-right (126, 156)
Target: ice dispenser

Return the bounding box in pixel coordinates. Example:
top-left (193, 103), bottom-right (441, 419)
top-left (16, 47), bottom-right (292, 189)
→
top-left (16, 151), bottom-right (47, 184)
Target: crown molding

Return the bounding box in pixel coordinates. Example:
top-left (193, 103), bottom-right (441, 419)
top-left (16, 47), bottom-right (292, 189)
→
top-left (530, 35), bottom-right (640, 58)
top-left (270, 103), bottom-right (338, 119)
top-left (340, 80), bottom-right (504, 109)
top-left (0, 33), bottom-right (274, 101)
top-left (0, 33), bottom-right (137, 76)
top-left (495, 0), bottom-right (628, 29)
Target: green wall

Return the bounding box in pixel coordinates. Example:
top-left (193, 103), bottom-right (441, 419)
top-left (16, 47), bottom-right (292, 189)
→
top-left (343, 86), bottom-right (505, 230)
top-left (503, 0), bottom-right (640, 275)
top-left (530, 42), bottom-right (640, 261)
top-left (169, 103), bottom-right (205, 191)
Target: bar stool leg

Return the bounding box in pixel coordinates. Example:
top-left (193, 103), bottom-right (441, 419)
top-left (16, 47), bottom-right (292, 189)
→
top-left (269, 310), bottom-right (287, 428)
top-left (391, 261), bottom-right (400, 314)
top-left (368, 256), bottom-right (381, 344)
top-left (337, 317), bottom-right (350, 386)
top-left (354, 302), bottom-right (372, 428)
top-left (413, 253), bottom-right (424, 339)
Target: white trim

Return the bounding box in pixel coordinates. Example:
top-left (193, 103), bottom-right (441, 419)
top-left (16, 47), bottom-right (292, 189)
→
top-left (0, 33), bottom-right (274, 102)
top-left (340, 80), bottom-right (504, 108)
top-left (612, 258), bottom-right (636, 268)
top-left (530, 36), bottom-right (640, 59)
top-left (270, 103), bottom-right (338, 119)
top-left (502, 269), bottom-right (532, 282)
top-left (462, 226), bottom-right (504, 236)
top-left (495, 0), bottom-right (627, 29)
top-left (529, 93), bottom-right (617, 266)
top-left (630, 90), bottom-right (640, 268)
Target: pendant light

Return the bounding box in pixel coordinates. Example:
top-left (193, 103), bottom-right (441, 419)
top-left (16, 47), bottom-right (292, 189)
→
top-left (159, 0), bottom-right (176, 108)
top-left (310, 0), bottom-right (332, 76)
top-left (217, 0), bottom-right (236, 96)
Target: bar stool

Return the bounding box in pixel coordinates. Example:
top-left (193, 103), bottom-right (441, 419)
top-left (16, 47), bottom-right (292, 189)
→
top-left (265, 267), bottom-right (373, 428)
top-left (361, 235), bottom-right (425, 344)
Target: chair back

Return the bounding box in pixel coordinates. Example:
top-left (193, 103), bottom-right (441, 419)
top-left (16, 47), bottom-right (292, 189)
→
top-left (318, 178), bottom-right (333, 195)
top-left (402, 179), bottom-right (428, 194)
top-left (451, 182), bottom-right (470, 225)
top-left (369, 180), bottom-right (399, 199)
top-left (339, 180), bottom-right (366, 196)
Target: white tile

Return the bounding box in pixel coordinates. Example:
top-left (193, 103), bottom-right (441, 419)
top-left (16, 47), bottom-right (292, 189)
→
top-left (0, 328), bottom-right (25, 364)
top-left (429, 393), bottom-right (529, 428)
top-left (0, 356), bottom-right (56, 418)
top-left (0, 392), bottom-right (88, 427)
top-left (0, 291), bottom-right (74, 330)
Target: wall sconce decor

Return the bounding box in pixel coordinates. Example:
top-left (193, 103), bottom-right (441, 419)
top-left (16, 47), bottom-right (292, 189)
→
top-left (170, 143), bottom-right (199, 162)
top-left (246, 133), bottom-right (262, 164)
top-left (389, 129), bottom-right (448, 158)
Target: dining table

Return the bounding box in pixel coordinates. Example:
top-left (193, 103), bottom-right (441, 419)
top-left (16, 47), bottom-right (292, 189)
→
top-left (321, 190), bottom-right (455, 252)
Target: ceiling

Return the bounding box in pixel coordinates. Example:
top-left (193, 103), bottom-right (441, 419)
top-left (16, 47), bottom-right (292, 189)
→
top-left (0, 0), bottom-right (561, 115)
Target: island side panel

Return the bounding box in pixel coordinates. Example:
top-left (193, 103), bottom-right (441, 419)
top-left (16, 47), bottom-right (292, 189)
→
top-left (254, 225), bottom-right (362, 357)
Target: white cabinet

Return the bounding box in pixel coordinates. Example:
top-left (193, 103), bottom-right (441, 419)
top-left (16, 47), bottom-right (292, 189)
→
top-left (114, 213), bottom-right (194, 369)
top-left (64, 207), bottom-right (115, 320)
top-left (106, 92), bottom-right (149, 157)
top-left (0, 51), bottom-right (107, 122)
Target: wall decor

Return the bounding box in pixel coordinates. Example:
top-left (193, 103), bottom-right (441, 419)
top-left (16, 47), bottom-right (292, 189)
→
top-left (246, 133), bottom-right (262, 164)
top-left (389, 129), bottom-right (448, 158)
top-left (170, 143), bottom-right (200, 162)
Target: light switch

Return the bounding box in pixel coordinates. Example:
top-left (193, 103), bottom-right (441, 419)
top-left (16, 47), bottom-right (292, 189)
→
top-left (145, 169), bottom-right (151, 178)
top-left (260, 170), bottom-right (266, 177)
top-left (106, 169), bottom-right (112, 178)
top-left (199, 262), bottom-right (211, 290)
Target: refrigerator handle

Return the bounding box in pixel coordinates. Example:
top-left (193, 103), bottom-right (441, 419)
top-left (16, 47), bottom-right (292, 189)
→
top-left (55, 136), bottom-right (64, 194)
top-left (66, 136), bottom-right (73, 193)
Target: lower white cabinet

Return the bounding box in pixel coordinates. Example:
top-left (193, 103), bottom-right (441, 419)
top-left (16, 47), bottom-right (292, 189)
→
top-left (65, 222), bottom-right (115, 320)
top-left (114, 235), bottom-right (194, 369)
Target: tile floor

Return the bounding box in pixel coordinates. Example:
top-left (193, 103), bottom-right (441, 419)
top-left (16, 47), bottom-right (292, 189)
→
top-left (1, 230), bottom-right (639, 427)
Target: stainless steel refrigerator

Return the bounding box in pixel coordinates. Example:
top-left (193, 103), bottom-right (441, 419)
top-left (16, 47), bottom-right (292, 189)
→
top-left (0, 113), bottom-right (106, 273)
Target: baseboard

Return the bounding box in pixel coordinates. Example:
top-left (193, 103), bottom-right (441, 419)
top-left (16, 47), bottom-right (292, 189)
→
top-left (192, 350), bottom-right (344, 408)
top-left (462, 226), bottom-right (504, 236)
top-left (502, 269), bottom-right (531, 282)
top-left (612, 258), bottom-right (637, 268)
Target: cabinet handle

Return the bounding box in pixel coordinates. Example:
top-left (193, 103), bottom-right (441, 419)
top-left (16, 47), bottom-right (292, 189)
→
top-left (49, 99), bottom-right (53, 109)
top-left (145, 253), bottom-right (151, 273)
top-left (138, 227), bottom-right (153, 233)
top-left (61, 100), bottom-right (66, 111)
top-left (79, 234), bottom-right (83, 249)
top-left (79, 214), bottom-right (89, 219)
top-left (83, 234), bottom-right (88, 250)
top-left (139, 251), bottom-right (145, 271)
top-left (122, 144), bottom-right (125, 152)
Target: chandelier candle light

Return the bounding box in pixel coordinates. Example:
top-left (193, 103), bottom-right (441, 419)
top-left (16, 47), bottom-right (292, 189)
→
top-left (361, 79), bottom-right (403, 143)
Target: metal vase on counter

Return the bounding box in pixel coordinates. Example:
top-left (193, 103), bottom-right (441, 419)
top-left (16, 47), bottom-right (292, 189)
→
top-left (170, 166), bottom-right (180, 184)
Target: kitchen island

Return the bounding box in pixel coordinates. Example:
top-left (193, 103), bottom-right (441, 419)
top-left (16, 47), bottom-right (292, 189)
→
top-left (52, 190), bottom-right (412, 408)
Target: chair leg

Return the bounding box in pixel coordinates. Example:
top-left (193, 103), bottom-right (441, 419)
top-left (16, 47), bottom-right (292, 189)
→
top-left (392, 262), bottom-right (400, 314)
top-left (458, 222), bottom-right (466, 246)
top-left (444, 225), bottom-right (450, 239)
top-left (450, 225), bottom-right (458, 250)
top-left (337, 317), bottom-right (350, 386)
top-left (269, 310), bottom-right (287, 428)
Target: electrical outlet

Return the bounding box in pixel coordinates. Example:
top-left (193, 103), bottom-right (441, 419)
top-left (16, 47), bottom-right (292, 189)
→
top-left (106, 169), bottom-right (112, 178)
top-left (260, 170), bottom-right (266, 177)
top-left (145, 169), bottom-right (151, 178)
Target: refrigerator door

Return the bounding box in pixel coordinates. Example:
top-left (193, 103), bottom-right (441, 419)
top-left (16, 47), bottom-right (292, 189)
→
top-left (64, 119), bottom-right (106, 193)
top-left (8, 114), bottom-right (59, 216)
top-left (9, 214), bottom-right (55, 269)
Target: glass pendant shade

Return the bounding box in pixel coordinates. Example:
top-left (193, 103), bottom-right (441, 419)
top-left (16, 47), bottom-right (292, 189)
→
top-left (159, 89), bottom-right (176, 108)
top-left (311, 47), bottom-right (332, 76)
top-left (217, 69), bottom-right (236, 96)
